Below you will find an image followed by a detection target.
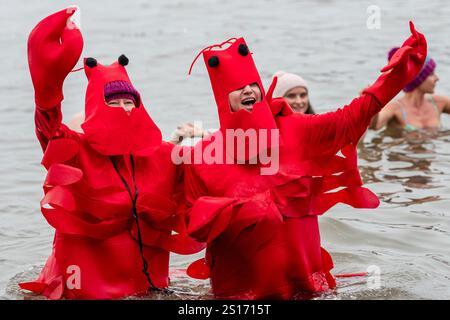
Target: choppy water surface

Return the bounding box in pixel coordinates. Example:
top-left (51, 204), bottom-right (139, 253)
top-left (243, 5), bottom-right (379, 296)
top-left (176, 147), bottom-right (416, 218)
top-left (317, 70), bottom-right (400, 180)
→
top-left (1, 0), bottom-right (449, 299)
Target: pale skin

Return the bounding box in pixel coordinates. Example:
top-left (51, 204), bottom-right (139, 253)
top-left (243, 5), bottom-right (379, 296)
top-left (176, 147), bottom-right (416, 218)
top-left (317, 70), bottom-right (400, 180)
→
top-left (69, 98), bottom-right (209, 144)
top-left (170, 83), bottom-right (262, 144)
top-left (370, 72), bottom-right (450, 130)
top-left (106, 98), bottom-right (136, 114)
top-left (284, 86), bottom-right (309, 114)
top-left (167, 83), bottom-right (263, 144)
top-left (228, 83), bottom-right (262, 112)
top-left (169, 122), bottom-right (214, 144)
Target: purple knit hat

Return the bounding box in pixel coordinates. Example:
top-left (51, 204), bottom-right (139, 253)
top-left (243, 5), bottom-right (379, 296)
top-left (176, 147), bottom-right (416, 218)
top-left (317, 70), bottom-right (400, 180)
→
top-left (388, 47), bottom-right (436, 92)
top-left (104, 80), bottom-right (141, 105)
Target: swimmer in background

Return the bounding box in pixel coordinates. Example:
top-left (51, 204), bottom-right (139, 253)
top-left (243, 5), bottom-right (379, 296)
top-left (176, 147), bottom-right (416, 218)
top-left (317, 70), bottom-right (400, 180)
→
top-left (370, 49), bottom-right (450, 131)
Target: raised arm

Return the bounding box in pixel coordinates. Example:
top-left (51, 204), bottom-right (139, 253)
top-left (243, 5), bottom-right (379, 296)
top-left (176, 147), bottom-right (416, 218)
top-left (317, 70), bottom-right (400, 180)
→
top-left (28, 8), bottom-right (83, 151)
top-left (300, 94), bottom-right (382, 156)
top-left (268, 22), bottom-right (427, 156)
top-left (369, 101), bottom-right (400, 130)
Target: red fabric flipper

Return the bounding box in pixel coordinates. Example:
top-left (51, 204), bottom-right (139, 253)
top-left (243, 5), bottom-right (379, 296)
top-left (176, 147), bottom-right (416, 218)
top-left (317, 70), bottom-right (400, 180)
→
top-left (187, 258), bottom-right (210, 280)
top-left (129, 218), bottom-right (205, 255)
top-left (321, 247), bottom-right (334, 270)
top-left (311, 187), bottom-right (380, 216)
top-left (136, 193), bottom-right (177, 224)
top-left (44, 163), bottom-right (83, 187)
top-left (19, 281), bottom-right (47, 294)
top-left (233, 197), bottom-right (284, 255)
top-left (321, 247), bottom-right (336, 289)
top-left (42, 207), bottom-right (130, 239)
top-left (41, 186), bottom-right (77, 212)
top-left (206, 204), bottom-right (235, 243)
top-left (20, 277), bottom-right (64, 300)
top-left (43, 276), bottom-right (64, 300)
top-left (162, 233), bottom-right (206, 255)
top-left (41, 138), bottom-right (80, 169)
top-left (187, 197), bottom-right (237, 242)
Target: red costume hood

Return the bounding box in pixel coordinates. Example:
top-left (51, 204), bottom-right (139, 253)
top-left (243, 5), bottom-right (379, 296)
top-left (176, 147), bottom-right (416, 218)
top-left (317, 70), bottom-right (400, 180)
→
top-left (202, 38), bottom-right (277, 132)
top-left (191, 38), bottom-right (279, 162)
top-left (81, 56), bottom-right (162, 156)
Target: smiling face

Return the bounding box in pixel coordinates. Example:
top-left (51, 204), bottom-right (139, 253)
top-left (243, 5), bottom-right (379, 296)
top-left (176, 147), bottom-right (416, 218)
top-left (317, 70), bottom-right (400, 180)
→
top-left (284, 86), bottom-right (309, 114)
top-left (106, 98), bottom-right (136, 114)
top-left (228, 83), bottom-right (262, 112)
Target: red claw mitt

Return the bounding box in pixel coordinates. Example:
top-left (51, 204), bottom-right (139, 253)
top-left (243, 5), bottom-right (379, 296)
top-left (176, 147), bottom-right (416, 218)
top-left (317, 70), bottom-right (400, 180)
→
top-left (266, 76), bottom-right (294, 117)
top-left (363, 21), bottom-right (427, 106)
top-left (28, 8), bottom-right (83, 109)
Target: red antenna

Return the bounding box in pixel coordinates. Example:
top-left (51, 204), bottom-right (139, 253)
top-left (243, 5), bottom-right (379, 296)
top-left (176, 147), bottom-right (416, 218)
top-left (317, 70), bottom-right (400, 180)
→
top-left (188, 37), bottom-right (238, 75)
top-left (70, 66), bottom-right (84, 73)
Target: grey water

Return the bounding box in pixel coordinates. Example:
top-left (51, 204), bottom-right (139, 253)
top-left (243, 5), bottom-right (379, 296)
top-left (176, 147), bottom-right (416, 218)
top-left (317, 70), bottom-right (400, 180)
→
top-left (1, 0), bottom-right (449, 299)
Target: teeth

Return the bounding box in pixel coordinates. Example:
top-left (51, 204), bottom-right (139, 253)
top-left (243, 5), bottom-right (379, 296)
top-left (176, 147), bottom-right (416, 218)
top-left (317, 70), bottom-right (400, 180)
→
top-left (242, 98), bottom-right (256, 105)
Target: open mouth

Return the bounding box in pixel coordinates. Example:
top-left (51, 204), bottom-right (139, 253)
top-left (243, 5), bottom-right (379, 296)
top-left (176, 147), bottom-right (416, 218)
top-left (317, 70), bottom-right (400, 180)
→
top-left (241, 97), bottom-right (256, 108)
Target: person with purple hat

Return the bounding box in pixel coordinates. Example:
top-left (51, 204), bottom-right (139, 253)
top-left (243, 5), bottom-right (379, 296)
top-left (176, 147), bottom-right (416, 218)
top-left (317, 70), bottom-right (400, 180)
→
top-left (22, 8), bottom-right (205, 299)
top-left (68, 82), bottom-right (210, 144)
top-left (67, 80), bottom-right (139, 131)
top-left (370, 48), bottom-right (450, 131)
top-left (103, 80), bottom-right (140, 114)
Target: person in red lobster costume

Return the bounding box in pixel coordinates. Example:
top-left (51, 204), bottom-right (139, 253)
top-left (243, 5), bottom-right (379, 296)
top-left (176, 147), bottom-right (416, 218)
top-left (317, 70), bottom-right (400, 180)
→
top-left (19, 8), bottom-right (202, 299)
top-left (185, 23), bottom-right (427, 299)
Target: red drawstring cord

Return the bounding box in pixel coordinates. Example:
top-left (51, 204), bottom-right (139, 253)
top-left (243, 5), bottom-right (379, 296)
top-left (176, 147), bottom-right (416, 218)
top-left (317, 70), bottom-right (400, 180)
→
top-left (70, 66), bottom-right (84, 73)
top-left (334, 272), bottom-right (368, 278)
top-left (188, 37), bottom-right (238, 75)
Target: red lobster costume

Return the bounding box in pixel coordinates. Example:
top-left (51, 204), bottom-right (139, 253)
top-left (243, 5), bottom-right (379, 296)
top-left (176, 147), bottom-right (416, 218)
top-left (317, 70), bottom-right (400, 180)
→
top-left (185, 24), bottom-right (426, 299)
top-left (20, 8), bottom-right (202, 299)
